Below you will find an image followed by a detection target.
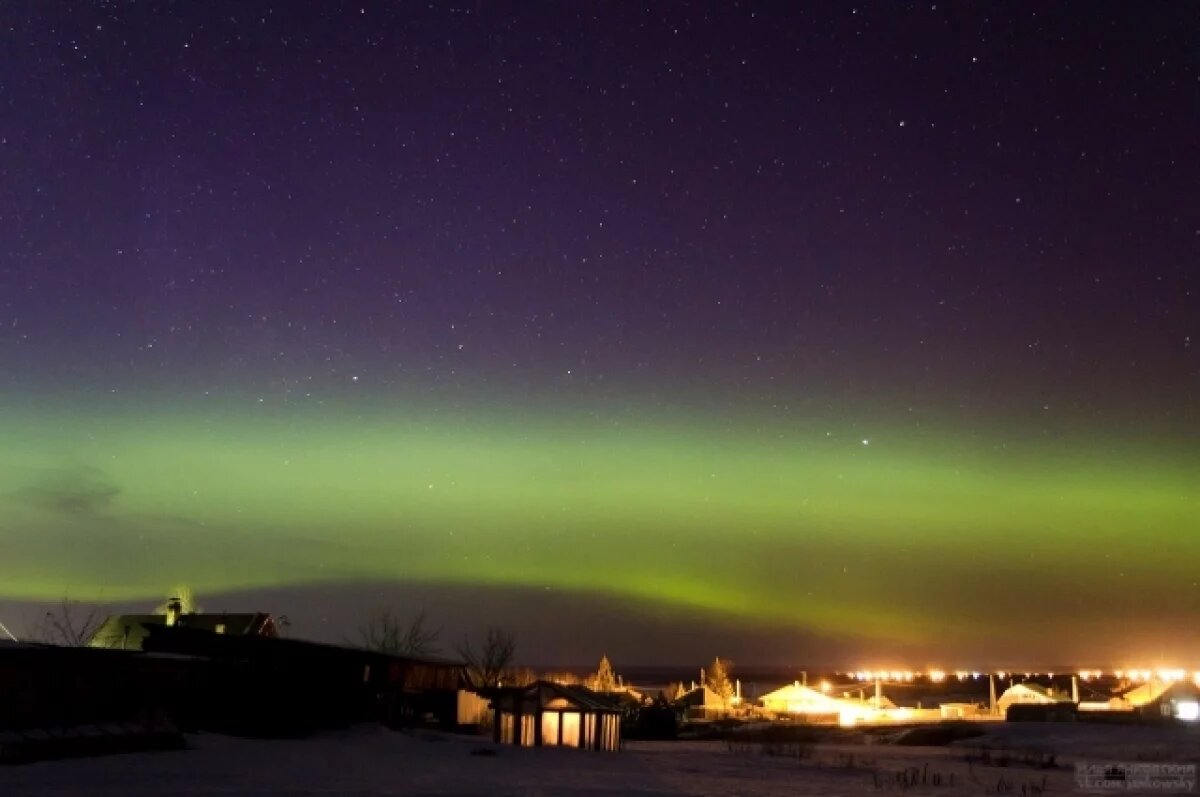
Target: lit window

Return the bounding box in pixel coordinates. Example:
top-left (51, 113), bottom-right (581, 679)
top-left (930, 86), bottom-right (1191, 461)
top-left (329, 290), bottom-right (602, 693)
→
top-left (215, 623), bottom-right (226, 634)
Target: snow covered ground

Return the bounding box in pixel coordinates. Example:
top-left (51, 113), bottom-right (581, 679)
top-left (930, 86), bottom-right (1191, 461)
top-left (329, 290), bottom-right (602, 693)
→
top-left (5, 722), bottom-right (1198, 796)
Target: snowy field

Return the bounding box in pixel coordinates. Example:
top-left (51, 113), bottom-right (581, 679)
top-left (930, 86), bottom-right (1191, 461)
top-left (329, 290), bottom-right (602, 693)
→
top-left (5, 722), bottom-right (1198, 796)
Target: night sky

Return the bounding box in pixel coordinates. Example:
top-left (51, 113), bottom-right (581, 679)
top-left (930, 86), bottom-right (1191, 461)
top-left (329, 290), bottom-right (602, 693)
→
top-left (2, 2), bottom-right (1197, 666)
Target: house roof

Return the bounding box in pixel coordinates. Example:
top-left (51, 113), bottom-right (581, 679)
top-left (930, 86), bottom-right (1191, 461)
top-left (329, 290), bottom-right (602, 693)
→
top-left (492, 681), bottom-right (623, 714)
top-left (998, 683), bottom-right (1069, 703)
top-left (87, 612), bottom-right (274, 651)
top-left (760, 683), bottom-right (835, 702)
top-left (1120, 679), bottom-right (1200, 707)
top-left (674, 685), bottom-right (726, 708)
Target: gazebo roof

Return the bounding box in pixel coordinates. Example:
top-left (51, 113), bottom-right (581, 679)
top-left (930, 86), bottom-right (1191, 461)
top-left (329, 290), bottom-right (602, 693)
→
top-left (492, 680), bottom-right (623, 714)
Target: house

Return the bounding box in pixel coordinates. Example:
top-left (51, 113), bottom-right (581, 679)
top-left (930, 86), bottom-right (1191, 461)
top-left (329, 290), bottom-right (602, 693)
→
top-left (491, 681), bottom-right (623, 751)
top-left (674, 685), bottom-right (729, 720)
top-left (759, 682), bottom-right (849, 716)
top-left (1118, 679), bottom-right (1200, 721)
top-left (997, 683), bottom-right (1076, 721)
top-left (87, 599), bottom-right (276, 651)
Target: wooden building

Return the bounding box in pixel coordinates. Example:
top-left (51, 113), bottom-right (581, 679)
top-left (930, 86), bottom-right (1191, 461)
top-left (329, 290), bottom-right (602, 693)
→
top-left (492, 681), bottom-right (623, 751)
top-left (134, 624), bottom-right (465, 733)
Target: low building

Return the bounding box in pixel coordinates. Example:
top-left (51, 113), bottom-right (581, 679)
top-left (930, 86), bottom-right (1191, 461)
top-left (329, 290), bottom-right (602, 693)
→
top-left (674, 685), bottom-right (729, 720)
top-left (456, 689), bottom-right (491, 727)
top-left (939, 702), bottom-right (987, 720)
top-left (133, 623), bottom-right (464, 731)
top-left (998, 683), bottom-right (1076, 721)
top-left (491, 681), bottom-right (623, 751)
top-left (759, 682), bottom-right (849, 717)
top-left (0, 641), bottom-right (196, 736)
top-left (1119, 680), bottom-right (1200, 721)
top-left (997, 683), bottom-right (1067, 713)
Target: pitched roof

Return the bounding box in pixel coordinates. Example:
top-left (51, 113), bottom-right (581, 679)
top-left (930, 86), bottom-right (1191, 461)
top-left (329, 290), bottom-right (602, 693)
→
top-left (674, 685), bottom-right (726, 708)
top-left (1119, 679), bottom-right (1200, 707)
top-left (759, 682), bottom-right (854, 712)
top-left (998, 682), bottom-right (1070, 704)
top-left (491, 681), bottom-right (623, 714)
top-left (87, 612), bottom-right (274, 651)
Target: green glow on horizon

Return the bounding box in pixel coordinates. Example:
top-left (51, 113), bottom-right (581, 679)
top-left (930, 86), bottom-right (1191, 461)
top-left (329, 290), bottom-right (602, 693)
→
top-left (1, 401), bottom-right (1196, 645)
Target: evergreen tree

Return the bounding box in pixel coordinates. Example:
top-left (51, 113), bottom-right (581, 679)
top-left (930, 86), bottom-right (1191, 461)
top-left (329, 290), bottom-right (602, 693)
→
top-left (591, 654), bottom-right (618, 691)
top-left (706, 656), bottom-right (734, 705)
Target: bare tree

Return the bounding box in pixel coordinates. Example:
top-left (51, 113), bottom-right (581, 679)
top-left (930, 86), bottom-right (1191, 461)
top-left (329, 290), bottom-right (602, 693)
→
top-left (355, 609), bottom-right (441, 656)
top-left (457, 626), bottom-right (517, 688)
top-left (32, 598), bottom-right (103, 646)
top-left (508, 666), bottom-right (538, 687)
top-left (661, 681), bottom-right (686, 702)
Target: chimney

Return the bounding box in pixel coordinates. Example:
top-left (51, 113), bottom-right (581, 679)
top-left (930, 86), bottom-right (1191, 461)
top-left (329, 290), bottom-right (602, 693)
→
top-left (165, 597), bottom-right (183, 627)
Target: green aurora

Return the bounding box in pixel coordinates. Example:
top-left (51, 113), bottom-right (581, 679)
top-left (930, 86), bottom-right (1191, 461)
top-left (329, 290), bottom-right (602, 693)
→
top-left (2, 399), bottom-right (1196, 651)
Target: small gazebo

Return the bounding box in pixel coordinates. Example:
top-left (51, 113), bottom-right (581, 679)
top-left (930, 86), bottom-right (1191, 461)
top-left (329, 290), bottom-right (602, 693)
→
top-left (491, 681), bottom-right (623, 751)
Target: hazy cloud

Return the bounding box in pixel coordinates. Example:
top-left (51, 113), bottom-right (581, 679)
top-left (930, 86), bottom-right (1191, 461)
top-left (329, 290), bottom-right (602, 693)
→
top-left (10, 466), bottom-right (121, 516)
